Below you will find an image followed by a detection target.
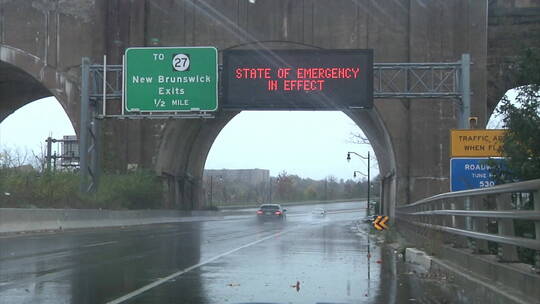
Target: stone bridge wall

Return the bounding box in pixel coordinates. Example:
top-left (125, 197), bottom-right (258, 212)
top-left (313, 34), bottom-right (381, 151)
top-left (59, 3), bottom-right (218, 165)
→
top-left (1, 1), bottom-right (535, 212)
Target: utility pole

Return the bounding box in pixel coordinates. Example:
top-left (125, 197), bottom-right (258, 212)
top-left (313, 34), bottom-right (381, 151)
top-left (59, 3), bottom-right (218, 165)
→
top-left (267, 177), bottom-right (272, 203)
top-left (367, 151), bottom-right (371, 215)
top-left (46, 137), bottom-right (53, 172)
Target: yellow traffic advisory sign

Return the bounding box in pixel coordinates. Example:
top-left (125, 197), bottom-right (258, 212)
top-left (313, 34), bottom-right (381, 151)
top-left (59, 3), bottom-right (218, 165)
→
top-left (450, 129), bottom-right (506, 157)
top-left (373, 216), bottom-right (389, 231)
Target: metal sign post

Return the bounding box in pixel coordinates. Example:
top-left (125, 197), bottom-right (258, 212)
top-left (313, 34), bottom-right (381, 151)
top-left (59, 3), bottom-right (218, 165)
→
top-left (79, 57), bottom-right (99, 192)
top-left (460, 54), bottom-right (471, 129)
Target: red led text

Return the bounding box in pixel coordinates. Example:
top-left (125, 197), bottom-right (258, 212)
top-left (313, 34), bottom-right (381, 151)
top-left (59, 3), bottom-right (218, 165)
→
top-left (235, 66), bottom-right (361, 92)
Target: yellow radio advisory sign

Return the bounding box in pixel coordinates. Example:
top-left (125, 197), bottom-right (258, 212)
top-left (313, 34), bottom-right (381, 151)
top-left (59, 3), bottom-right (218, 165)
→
top-left (450, 129), bottom-right (506, 157)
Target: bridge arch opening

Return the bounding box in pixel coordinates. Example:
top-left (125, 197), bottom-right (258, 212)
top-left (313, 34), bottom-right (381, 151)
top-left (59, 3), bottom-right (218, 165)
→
top-left (156, 107), bottom-right (397, 214)
top-left (154, 41), bottom-right (397, 212)
top-left (0, 97), bottom-right (75, 159)
top-left (0, 49), bottom-right (76, 167)
top-left (203, 111), bottom-right (380, 205)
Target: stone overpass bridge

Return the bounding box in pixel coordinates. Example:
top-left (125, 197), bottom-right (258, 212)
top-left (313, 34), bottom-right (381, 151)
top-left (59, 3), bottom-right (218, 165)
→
top-left (0, 0), bottom-right (539, 214)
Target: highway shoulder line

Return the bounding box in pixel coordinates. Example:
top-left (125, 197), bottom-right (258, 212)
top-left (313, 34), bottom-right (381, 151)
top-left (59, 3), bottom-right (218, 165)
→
top-left (106, 229), bottom-right (290, 304)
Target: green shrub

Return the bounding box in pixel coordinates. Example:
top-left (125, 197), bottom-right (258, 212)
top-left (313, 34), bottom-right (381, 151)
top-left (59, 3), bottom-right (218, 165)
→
top-left (34, 172), bottom-right (81, 208)
top-left (94, 170), bottom-right (162, 209)
top-left (0, 168), bottom-right (163, 209)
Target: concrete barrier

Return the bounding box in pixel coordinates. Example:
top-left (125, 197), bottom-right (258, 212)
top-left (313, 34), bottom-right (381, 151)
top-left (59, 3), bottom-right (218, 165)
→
top-left (398, 222), bottom-right (540, 304)
top-left (0, 208), bottom-right (240, 234)
top-left (405, 247), bottom-right (433, 272)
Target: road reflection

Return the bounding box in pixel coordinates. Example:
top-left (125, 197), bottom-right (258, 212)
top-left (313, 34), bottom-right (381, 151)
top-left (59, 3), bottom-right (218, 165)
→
top-left (0, 202), bottom-right (461, 304)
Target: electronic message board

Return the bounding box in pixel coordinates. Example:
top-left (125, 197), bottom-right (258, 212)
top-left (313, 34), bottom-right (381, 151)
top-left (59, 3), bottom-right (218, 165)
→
top-left (222, 49), bottom-right (373, 110)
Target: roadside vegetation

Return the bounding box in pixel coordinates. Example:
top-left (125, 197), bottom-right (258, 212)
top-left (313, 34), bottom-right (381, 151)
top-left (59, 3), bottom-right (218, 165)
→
top-left (0, 149), bottom-right (162, 209)
top-left (206, 170), bottom-right (380, 207)
top-left (488, 47), bottom-right (540, 265)
top-left (490, 47), bottom-right (540, 182)
top-left (0, 147), bottom-right (376, 209)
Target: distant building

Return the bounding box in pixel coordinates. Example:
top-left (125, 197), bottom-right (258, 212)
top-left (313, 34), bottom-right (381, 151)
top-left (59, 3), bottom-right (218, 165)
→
top-left (203, 169), bottom-right (270, 185)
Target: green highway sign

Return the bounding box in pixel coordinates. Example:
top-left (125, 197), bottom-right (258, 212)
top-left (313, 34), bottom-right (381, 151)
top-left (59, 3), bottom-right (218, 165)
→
top-left (124, 47), bottom-right (218, 112)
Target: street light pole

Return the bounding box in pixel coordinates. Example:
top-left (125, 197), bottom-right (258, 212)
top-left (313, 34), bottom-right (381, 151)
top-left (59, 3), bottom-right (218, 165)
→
top-left (348, 151), bottom-right (371, 216)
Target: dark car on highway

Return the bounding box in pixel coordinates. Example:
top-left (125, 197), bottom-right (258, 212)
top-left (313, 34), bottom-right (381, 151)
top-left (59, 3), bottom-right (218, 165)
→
top-left (256, 204), bottom-right (286, 221)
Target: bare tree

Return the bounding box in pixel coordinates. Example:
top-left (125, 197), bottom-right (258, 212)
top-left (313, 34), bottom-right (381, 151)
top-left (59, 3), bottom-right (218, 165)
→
top-left (348, 132), bottom-right (370, 145)
top-left (31, 144), bottom-right (48, 172)
top-left (0, 147), bottom-right (30, 168)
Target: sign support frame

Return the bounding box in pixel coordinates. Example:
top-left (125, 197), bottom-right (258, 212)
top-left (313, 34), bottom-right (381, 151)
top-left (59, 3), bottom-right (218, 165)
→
top-left (79, 53), bottom-right (472, 193)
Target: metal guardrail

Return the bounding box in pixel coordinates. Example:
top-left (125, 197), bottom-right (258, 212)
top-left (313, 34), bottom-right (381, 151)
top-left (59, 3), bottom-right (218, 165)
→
top-left (396, 179), bottom-right (540, 270)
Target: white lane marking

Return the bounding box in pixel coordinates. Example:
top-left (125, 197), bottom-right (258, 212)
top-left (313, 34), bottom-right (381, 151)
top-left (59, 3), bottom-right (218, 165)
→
top-left (82, 241), bottom-right (118, 248)
top-left (106, 229), bottom-right (289, 304)
top-left (327, 208), bottom-right (363, 214)
top-left (285, 208), bottom-right (363, 217)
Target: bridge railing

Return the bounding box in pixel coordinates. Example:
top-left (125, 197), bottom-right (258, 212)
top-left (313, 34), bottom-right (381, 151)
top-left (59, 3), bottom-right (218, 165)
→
top-left (396, 179), bottom-right (540, 272)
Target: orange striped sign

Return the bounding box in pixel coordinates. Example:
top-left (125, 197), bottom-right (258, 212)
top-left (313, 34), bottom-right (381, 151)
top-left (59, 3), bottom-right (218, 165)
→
top-left (373, 216), bottom-right (389, 231)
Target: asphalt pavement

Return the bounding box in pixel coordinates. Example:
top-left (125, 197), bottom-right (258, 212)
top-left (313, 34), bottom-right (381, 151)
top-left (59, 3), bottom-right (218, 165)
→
top-left (0, 201), bottom-right (447, 304)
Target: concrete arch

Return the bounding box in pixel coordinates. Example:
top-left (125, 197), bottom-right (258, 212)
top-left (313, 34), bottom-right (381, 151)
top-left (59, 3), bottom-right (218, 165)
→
top-left (156, 106), bottom-right (398, 213)
top-left (487, 1), bottom-right (540, 123)
top-left (343, 108), bottom-right (397, 216)
top-left (0, 44), bottom-right (78, 130)
top-left (156, 107), bottom-right (397, 214)
top-left (103, 0), bottom-right (492, 211)
top-left (156, 112), bottom-right (239, 209)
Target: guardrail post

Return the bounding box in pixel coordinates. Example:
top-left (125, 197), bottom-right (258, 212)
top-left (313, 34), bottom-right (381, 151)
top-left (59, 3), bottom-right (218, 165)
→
top-left (471, 196), bottom-right (489, 253)
top-left (534, 191), bottom-right (540, 272)
top-left (496, 193), bottom-right (519, 262)
top-left (439, 199), bottom-right (451, 245)
top-left (452, 198), bottom-right (468, 248)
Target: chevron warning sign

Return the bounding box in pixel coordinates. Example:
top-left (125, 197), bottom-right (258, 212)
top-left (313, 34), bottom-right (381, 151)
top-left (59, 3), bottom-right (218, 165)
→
top-left (373, 216), bottom-right (389, 231)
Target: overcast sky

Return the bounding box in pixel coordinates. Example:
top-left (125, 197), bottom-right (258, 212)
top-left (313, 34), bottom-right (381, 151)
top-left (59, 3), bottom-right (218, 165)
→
top-left (1, 96), bottom-right (377, 180)
top-left (0, 98), bottom-right (74, 158)
top-left (204, 110), bottom-right (376, 180)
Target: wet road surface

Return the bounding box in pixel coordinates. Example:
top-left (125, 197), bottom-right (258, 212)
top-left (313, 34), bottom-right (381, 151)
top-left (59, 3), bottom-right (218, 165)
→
top-left (0, 202), bottom-right (450, 304)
